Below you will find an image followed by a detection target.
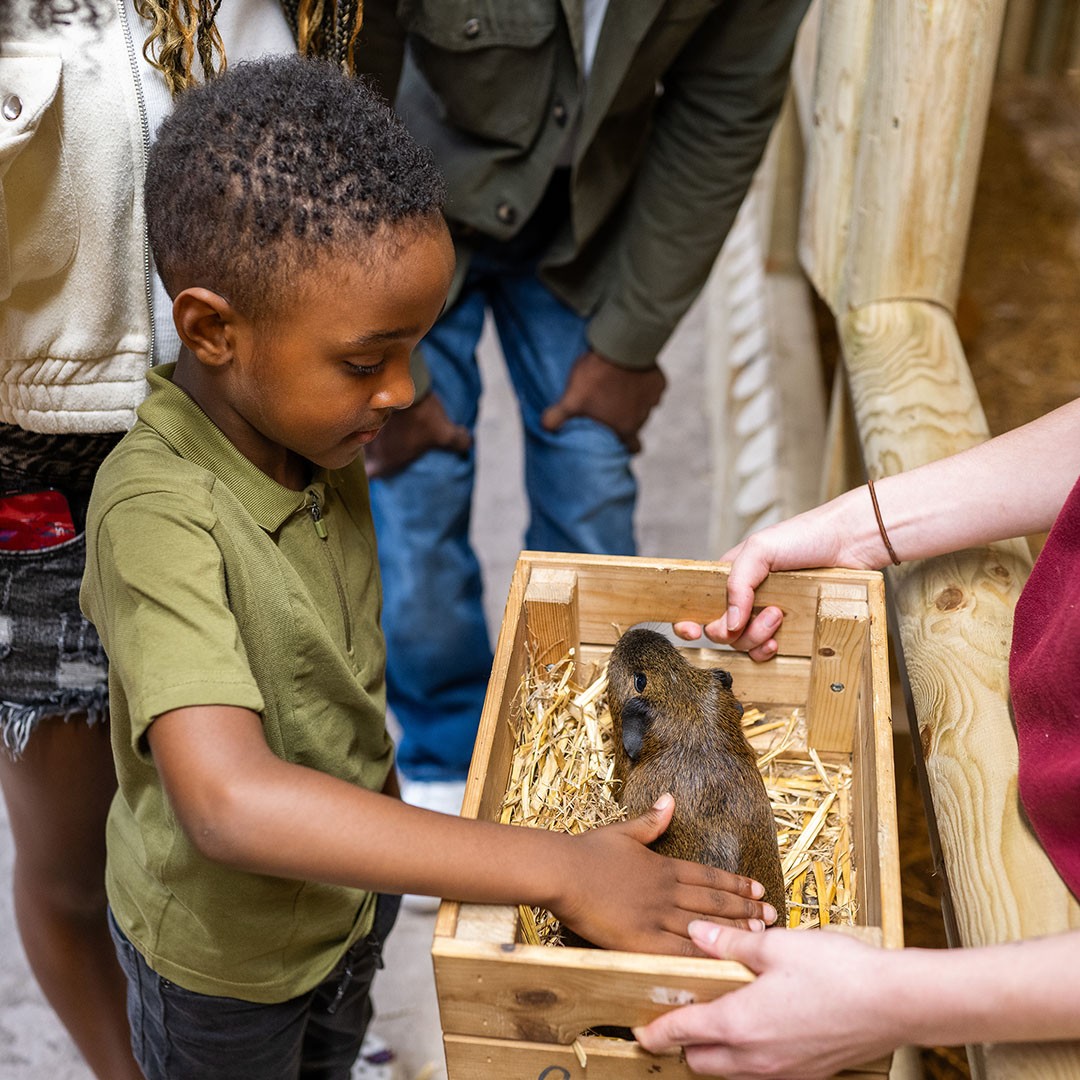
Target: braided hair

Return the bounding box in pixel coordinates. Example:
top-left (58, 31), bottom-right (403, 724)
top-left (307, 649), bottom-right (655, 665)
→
top-left (133, 0), bottom-right (364, 94)
top-left (145, 55), bottom-right (445, 321)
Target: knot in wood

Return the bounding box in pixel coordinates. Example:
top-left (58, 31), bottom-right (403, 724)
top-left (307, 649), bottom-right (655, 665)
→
top-left (934, 585), bottom-right (965, 611)
top-left (515, 988), bottom-right (558, 1007)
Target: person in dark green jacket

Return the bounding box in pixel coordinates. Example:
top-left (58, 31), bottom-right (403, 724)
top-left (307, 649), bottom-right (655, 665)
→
top-left (359, 0), bottom-right (813, 841)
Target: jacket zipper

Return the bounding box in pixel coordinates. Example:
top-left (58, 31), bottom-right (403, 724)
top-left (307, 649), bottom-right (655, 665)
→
top-left (117, 0), bottom-right (156, 367)
top-left (307, 491), bottom-right (352, 652)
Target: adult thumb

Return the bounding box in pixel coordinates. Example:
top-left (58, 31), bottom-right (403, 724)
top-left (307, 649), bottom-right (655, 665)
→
top-left (688, 921), bottom-right (768, 972)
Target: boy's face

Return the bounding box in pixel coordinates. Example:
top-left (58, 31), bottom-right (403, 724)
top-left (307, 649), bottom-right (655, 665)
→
top-left (202, 223), bottom-right (454, 488)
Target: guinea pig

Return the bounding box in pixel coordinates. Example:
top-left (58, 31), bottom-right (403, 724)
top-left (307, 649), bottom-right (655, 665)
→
top-left (607, 627), bottom-right (786, 922)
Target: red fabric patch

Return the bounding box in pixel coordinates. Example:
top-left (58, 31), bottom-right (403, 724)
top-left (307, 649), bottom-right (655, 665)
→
top-left (0, 490), bottom-right (77, 550)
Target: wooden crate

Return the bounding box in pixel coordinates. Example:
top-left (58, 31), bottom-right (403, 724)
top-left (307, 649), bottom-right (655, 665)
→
top-left (432, 552), bottom-right (902, 1079)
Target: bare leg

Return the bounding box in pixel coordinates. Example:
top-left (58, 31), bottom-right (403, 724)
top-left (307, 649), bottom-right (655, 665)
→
top-left (0, 714), bottom-right (142, 1080)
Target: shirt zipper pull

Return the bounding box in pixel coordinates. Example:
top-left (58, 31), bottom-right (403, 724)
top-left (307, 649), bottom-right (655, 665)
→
top-left (308, 492), bottom-right (328, 539)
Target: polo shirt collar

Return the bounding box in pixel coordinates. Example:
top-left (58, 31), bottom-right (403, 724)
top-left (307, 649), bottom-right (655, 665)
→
top-left (138, 364), bottom-right (329, 533)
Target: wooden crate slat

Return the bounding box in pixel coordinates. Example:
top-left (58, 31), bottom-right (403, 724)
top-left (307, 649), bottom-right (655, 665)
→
top-left (444, 1033), bottom-right (891, 1078)
top-left (433, 937), bottom-right (752, 1042)
top-left (518, 551), bottom-right (876, 658)
top-left (575, 643), bottom-right (812, 709)
top-left (806, 588), bottom-right (870, 752)
top-left (524, 567), bottom-right (580, 670)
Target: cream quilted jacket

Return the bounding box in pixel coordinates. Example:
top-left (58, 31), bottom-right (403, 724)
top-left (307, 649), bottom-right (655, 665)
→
top-left (0, 4), bottom-right (152, 433)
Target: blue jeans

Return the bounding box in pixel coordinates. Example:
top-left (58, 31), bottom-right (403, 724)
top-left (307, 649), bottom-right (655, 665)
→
top-left (369, 255), bottom-right (637, 782)
top-left (108, 895), bottom-right (400, 1080)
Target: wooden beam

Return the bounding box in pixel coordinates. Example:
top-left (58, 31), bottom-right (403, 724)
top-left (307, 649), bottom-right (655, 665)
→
top-left (802, 2), bottom-right (1006, 315)
top-left (798, 0), bottom-right (872, 311)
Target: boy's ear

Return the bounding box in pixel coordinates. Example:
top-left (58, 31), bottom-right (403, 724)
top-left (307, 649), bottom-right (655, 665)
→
top-left (172, 288), bottom-right (241, 367)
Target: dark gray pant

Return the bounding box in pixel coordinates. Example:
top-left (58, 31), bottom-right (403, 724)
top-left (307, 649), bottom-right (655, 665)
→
top-left (108, 896), bottom-right (400, 1080)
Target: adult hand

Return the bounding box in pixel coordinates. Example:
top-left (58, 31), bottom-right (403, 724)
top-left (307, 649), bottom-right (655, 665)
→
top-left (540, 349), bottom-right (666, 454)
top-left (363, 391), bottom-right (471, 479)
top-left (552, 795), bottom-right (778, 956)
top-left (672, 491), bottom-right (878, 660)
top-left (673, 604), bottom-right (785, 663)
top-left (633, 921), bottom-right (904, 1078)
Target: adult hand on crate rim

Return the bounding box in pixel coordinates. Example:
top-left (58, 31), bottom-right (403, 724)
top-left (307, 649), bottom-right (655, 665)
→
top-left (673, 603), bottom-right (784, 664)
top-left (633, 920), bottom-right (897, 1079)
top-left (551, 792), bottom-right (778, 957)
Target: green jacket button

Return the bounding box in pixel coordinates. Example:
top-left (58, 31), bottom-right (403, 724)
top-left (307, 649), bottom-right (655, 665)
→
top-left (463, 17), bottom-right (481, 39)
top-left (495, 201), bottom-right (517, 225)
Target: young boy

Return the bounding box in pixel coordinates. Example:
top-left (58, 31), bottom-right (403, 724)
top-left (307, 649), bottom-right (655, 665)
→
top-left (80, 56), bottom-right (775, 1080)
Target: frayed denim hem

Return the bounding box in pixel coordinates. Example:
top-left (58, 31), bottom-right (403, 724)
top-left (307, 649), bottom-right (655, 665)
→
top-left (0, 687), bottom-right (109, 758)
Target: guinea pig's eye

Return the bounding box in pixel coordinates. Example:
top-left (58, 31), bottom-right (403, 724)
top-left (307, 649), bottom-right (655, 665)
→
top-left (634, 672), bottom-right (647, 693)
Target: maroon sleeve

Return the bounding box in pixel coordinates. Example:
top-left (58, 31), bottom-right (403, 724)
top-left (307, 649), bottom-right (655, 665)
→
top-left (1010, 472), bottom-right (1080, 900)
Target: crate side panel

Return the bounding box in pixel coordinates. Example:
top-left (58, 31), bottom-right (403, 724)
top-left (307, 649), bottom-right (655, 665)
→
top-left (518, 552), bottom-right (877, 656)
top-left (444, 1033), bottom-right (690, 1079)
top-left (577, 644), bottom-right (811, 709)
top-left (465, 560), bottom-right (531, 827)
top-left (865, 574), bottom-right (903, 945)
top-left (433, 939), bottom-right (751, 1044)
top-left (444, 1034), bottom-right (892, 1079)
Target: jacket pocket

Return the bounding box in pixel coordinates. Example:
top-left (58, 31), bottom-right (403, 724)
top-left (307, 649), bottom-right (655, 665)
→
top-left (397, 0), bottom-right (558, 148)
top-left (0, 48), bottom-right (76, 303)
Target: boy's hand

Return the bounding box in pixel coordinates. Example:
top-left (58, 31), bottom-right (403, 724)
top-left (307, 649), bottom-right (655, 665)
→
top-left (364, 391), bottom-right (471, 478)
top-left (540, 350), bottom-right (666, 454)
top-left (552, 794), bottom-right (776, 955)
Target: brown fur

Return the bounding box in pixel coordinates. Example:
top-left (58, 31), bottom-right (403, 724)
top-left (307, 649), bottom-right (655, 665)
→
top-left (608, 628), bottom-right (786, 922)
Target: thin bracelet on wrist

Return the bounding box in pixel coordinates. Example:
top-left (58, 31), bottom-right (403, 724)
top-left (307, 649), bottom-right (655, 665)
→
top-left (867, 477), bottom-right (901, 566)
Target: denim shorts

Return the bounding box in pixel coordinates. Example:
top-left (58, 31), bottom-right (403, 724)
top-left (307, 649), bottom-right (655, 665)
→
top-left (108, 894), bottom-right (401, 1080)
top-left (0, 426), bottom-right (120, 755)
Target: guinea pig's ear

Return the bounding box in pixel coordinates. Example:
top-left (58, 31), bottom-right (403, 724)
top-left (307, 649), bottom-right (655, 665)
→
top-left (713, 668), bottom-right (734, 691)
top-left (620, 696), bottom-right (652, 762)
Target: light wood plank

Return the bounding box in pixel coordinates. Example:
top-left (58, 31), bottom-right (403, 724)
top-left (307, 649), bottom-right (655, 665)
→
top-left (443, 1032), bottom-right (890, 1080)
top-left (433, 936), bottom-right (753, 1043)
top-left (806, 590), bottom-right (869, 753)
top-left (843, 2), bottom-right (1006, 311)
top-left (798, 0), bottom-right (873, 309)
top-left (524, 567), bottom-right (580, 670)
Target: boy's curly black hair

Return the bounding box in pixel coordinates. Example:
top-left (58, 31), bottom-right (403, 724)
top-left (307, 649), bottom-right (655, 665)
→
top-left (145, 55), bottom-right (446, 321)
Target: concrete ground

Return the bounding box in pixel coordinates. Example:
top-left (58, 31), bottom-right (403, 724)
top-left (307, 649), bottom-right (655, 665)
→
top-left (0, 300), bottom-right (714, 1080)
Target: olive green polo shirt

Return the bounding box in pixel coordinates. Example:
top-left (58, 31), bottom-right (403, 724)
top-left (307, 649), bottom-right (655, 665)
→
top-left (81, 365), bottom-right (393, 1003)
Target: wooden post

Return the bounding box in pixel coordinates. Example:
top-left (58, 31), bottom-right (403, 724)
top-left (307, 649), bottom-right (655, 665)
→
top-left (997, 0), bottom-right (1039, 75)
top-left (524, 567), bottom-right (580, 671)
top-left (797, 0), bottom-right (872, 311)
top-left (806, 585), bottom-right (869, 753)
top-left (802, 1), bottom-right (1005, 315)
top-left (818, 365), bottom-right (864, 504)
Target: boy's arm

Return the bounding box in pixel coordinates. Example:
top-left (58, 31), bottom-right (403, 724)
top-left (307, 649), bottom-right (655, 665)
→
top-left (148, 704), bottom-right (776, 954)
